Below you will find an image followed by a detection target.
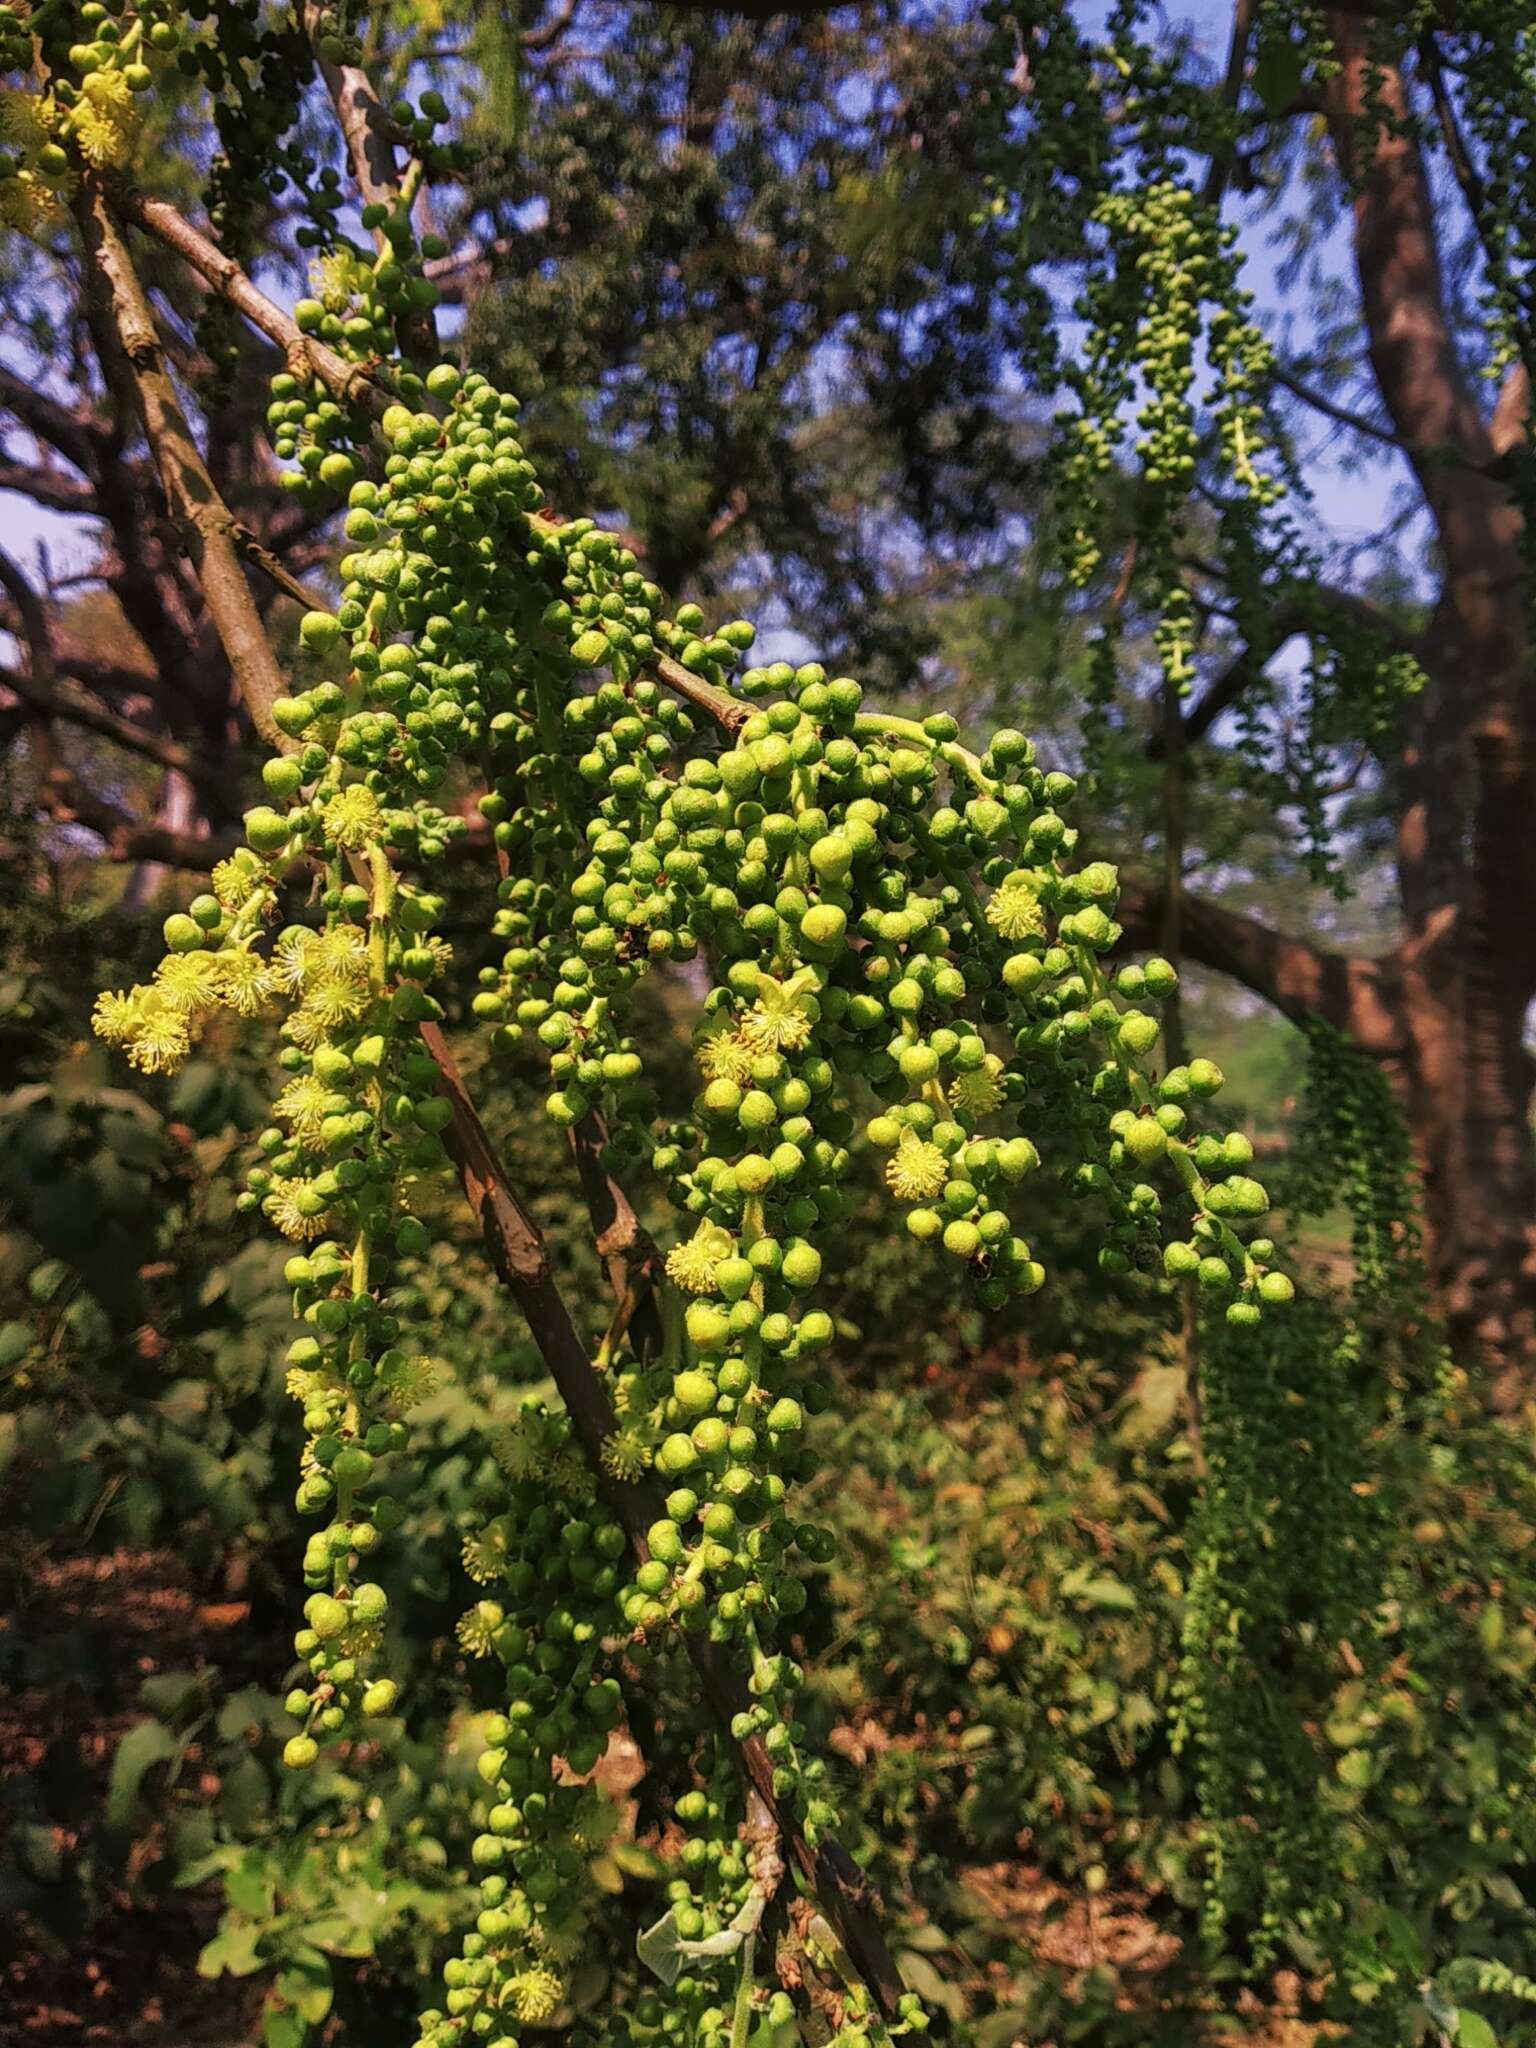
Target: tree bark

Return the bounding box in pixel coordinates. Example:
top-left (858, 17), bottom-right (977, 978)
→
top-left (1317, 18), bottom-right (1536, 1371)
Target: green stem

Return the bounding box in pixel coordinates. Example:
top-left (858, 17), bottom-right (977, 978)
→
top-left (728, 1928), bottom-right (757, 2048)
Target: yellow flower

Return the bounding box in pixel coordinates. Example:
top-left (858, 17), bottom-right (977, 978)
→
top-left (985, 871), bottom-right (1046, 941)
top-left (265, 1180), bottom-right (331, 1242)
top-left (123, 992), bottom-right (191, 1074)
top-left (309, 247), bottom-right (362, 312)
top-left (740, 968), bottom-right (819, 1054)
top-left (950, 1055), bottom-right (1005, 1119)
top-left (502, 1967), bottom-right (563, 2024)
top-left (884, 1128), bottom-right (948, 1202)
top-left (377, 1352), bottom-right (439, 1413)
top-left (600, 1428), bottom-right (651, 1481)
top-left (696, 1023), bottom-right (755, 1085)
top-left (456, 1599), bottom-right (505, 1658)
top-left (318, 785), bottom-right (386, 850)
top-left (0, 168), bottom-right (60, 236)
top-left (0, 89), bottom-right (53, 156)
top-left (462, 1516), bottom-right (514, 1584)
top-left (71, 70), bottom-right (138, 168)
top-left (154, 951), bottom-right (223, 1014)
top-left (664, 1222), bottom-right (734, 1296)
top-left (314, 923), bottom-right (369, 972)
top-left (298, 967), bottom-right (370, 1029)
top-left (216, 947), bottom-right (276, 1016)
top-left (283, 1366), bottom-right (329, 1406)
top-left (271, 928), bottom-right (317, 993)
top-left (211, 853), bottom-right (260, 910)
top-left (92, 987), bottom-right (141, 1044)
top-left (274, 1074), bottom-right (336, 1145)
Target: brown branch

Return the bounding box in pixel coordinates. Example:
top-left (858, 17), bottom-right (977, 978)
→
top-left (1490, 362), bottom-right (1529, 459)
top-left (0, 542), bottom-right (55, 689)
top-left (35, 767), bottom-right (236, 867)
top-left (0, 362), bottom-right (112, 476)
top-left (231, 523), bottom-right (327, 611)
top-left (568, 1111), bottom-right (667, 1362)
top-left (1199, 0), bottom-right (1254, 211)
top-left (1321, 19), bottom-right (1493, 498)
top-left (419, 1025), bottom-right (906, 2019)
top-left (1, 663), bottom-right (199, 777)
top-left (300, 3), bottom-right (411, 220)
top-left (1149, 585), bottom-right (1419, 756)
top-left (521, 0), bottom-right (580, 52)
top-left (107, 165), bottom-right (895, 2017)
top-left (77, 179), bottom-right (289, 751)
top-left (111, 187), bottom-right (391, 419)
top-left (653, 652), bottom-right (751, 734)
top-left (1116, 871), bottom-right (1405, 1054)
top-left (0, 455), bottom-right (99, 513)
top-left (299, 4), bottom-right (437, 366)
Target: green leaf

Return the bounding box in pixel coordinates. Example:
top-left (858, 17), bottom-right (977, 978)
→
top-left (1456, 2011), bottom-right (1498, 2048)
top-left (106, 1719), bottom-right (180, 1829)
top-left (198, 1919), bottom-right (265, 1979)
top-left (226, 1853), bottom-right (276, 1921)
top-left (1336, 1748), bottom-right (1375, 1789)
top-left (277, 1949), bottom-right (333, 2025)
top-left (1078, 1575), bottom-right (1138, 1612)
top-left (262, 2007), bottom-right (307, 2048)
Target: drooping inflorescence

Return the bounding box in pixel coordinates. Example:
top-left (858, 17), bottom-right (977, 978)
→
top-left (4, 3), bottom-right (1292, 2041)
top-left (980, 0), bottom-right (1428, 884)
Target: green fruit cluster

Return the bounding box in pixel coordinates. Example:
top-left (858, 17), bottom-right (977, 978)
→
top-left (58, 6), bottom-right (1292, 2042)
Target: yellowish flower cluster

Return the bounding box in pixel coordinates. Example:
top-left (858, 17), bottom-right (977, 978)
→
top-left (740, 966), bottom-right (819, 1053)
top-left (599, 1426), bottom-right (651, 1481)
top-left (91, 944), bottom-right (277, 1074)
top-left (71, 69), bottom-right (139, 168)
top-left (950, 1054), bottom-right (1006, 1118)
top-left (502, 1967), bottom-right (564, 2025)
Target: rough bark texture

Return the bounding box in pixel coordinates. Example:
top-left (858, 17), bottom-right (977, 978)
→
top-left (1320, 19), bottom-right (1536, 1371)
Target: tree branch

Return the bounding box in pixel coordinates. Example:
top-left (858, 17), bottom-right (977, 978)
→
top-left (101, 164), bottom-right (904, 2025)
top-left (1321, 19), bottom-right (1493, 499)
top-left (1116, 871), bottom-right (1405, 1054)
top-left (1, 662), bottom-right (199, 777)
top-left (110, 186), bottom-right (391, 419)
top-left (299, 4), bottom-right (438, 365)
top-left (0, 362), bottom-right (112, 477)
top-left (77, 179), bottom-right (289, 751)
top-left (0, 453), bottom-right (100, 513)
top-left (1199, 0), bottom-right (1254, 211)
top-left (33, 766), bottom-right (236, 867)
top-left (1149, 584), bottom-right (1420, 756)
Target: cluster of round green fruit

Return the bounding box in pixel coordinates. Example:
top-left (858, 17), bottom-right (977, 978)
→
top-left (414, 1403), bottom-right (633, 2044)
top-left (75, 8), bottom-right (1296, 2041)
